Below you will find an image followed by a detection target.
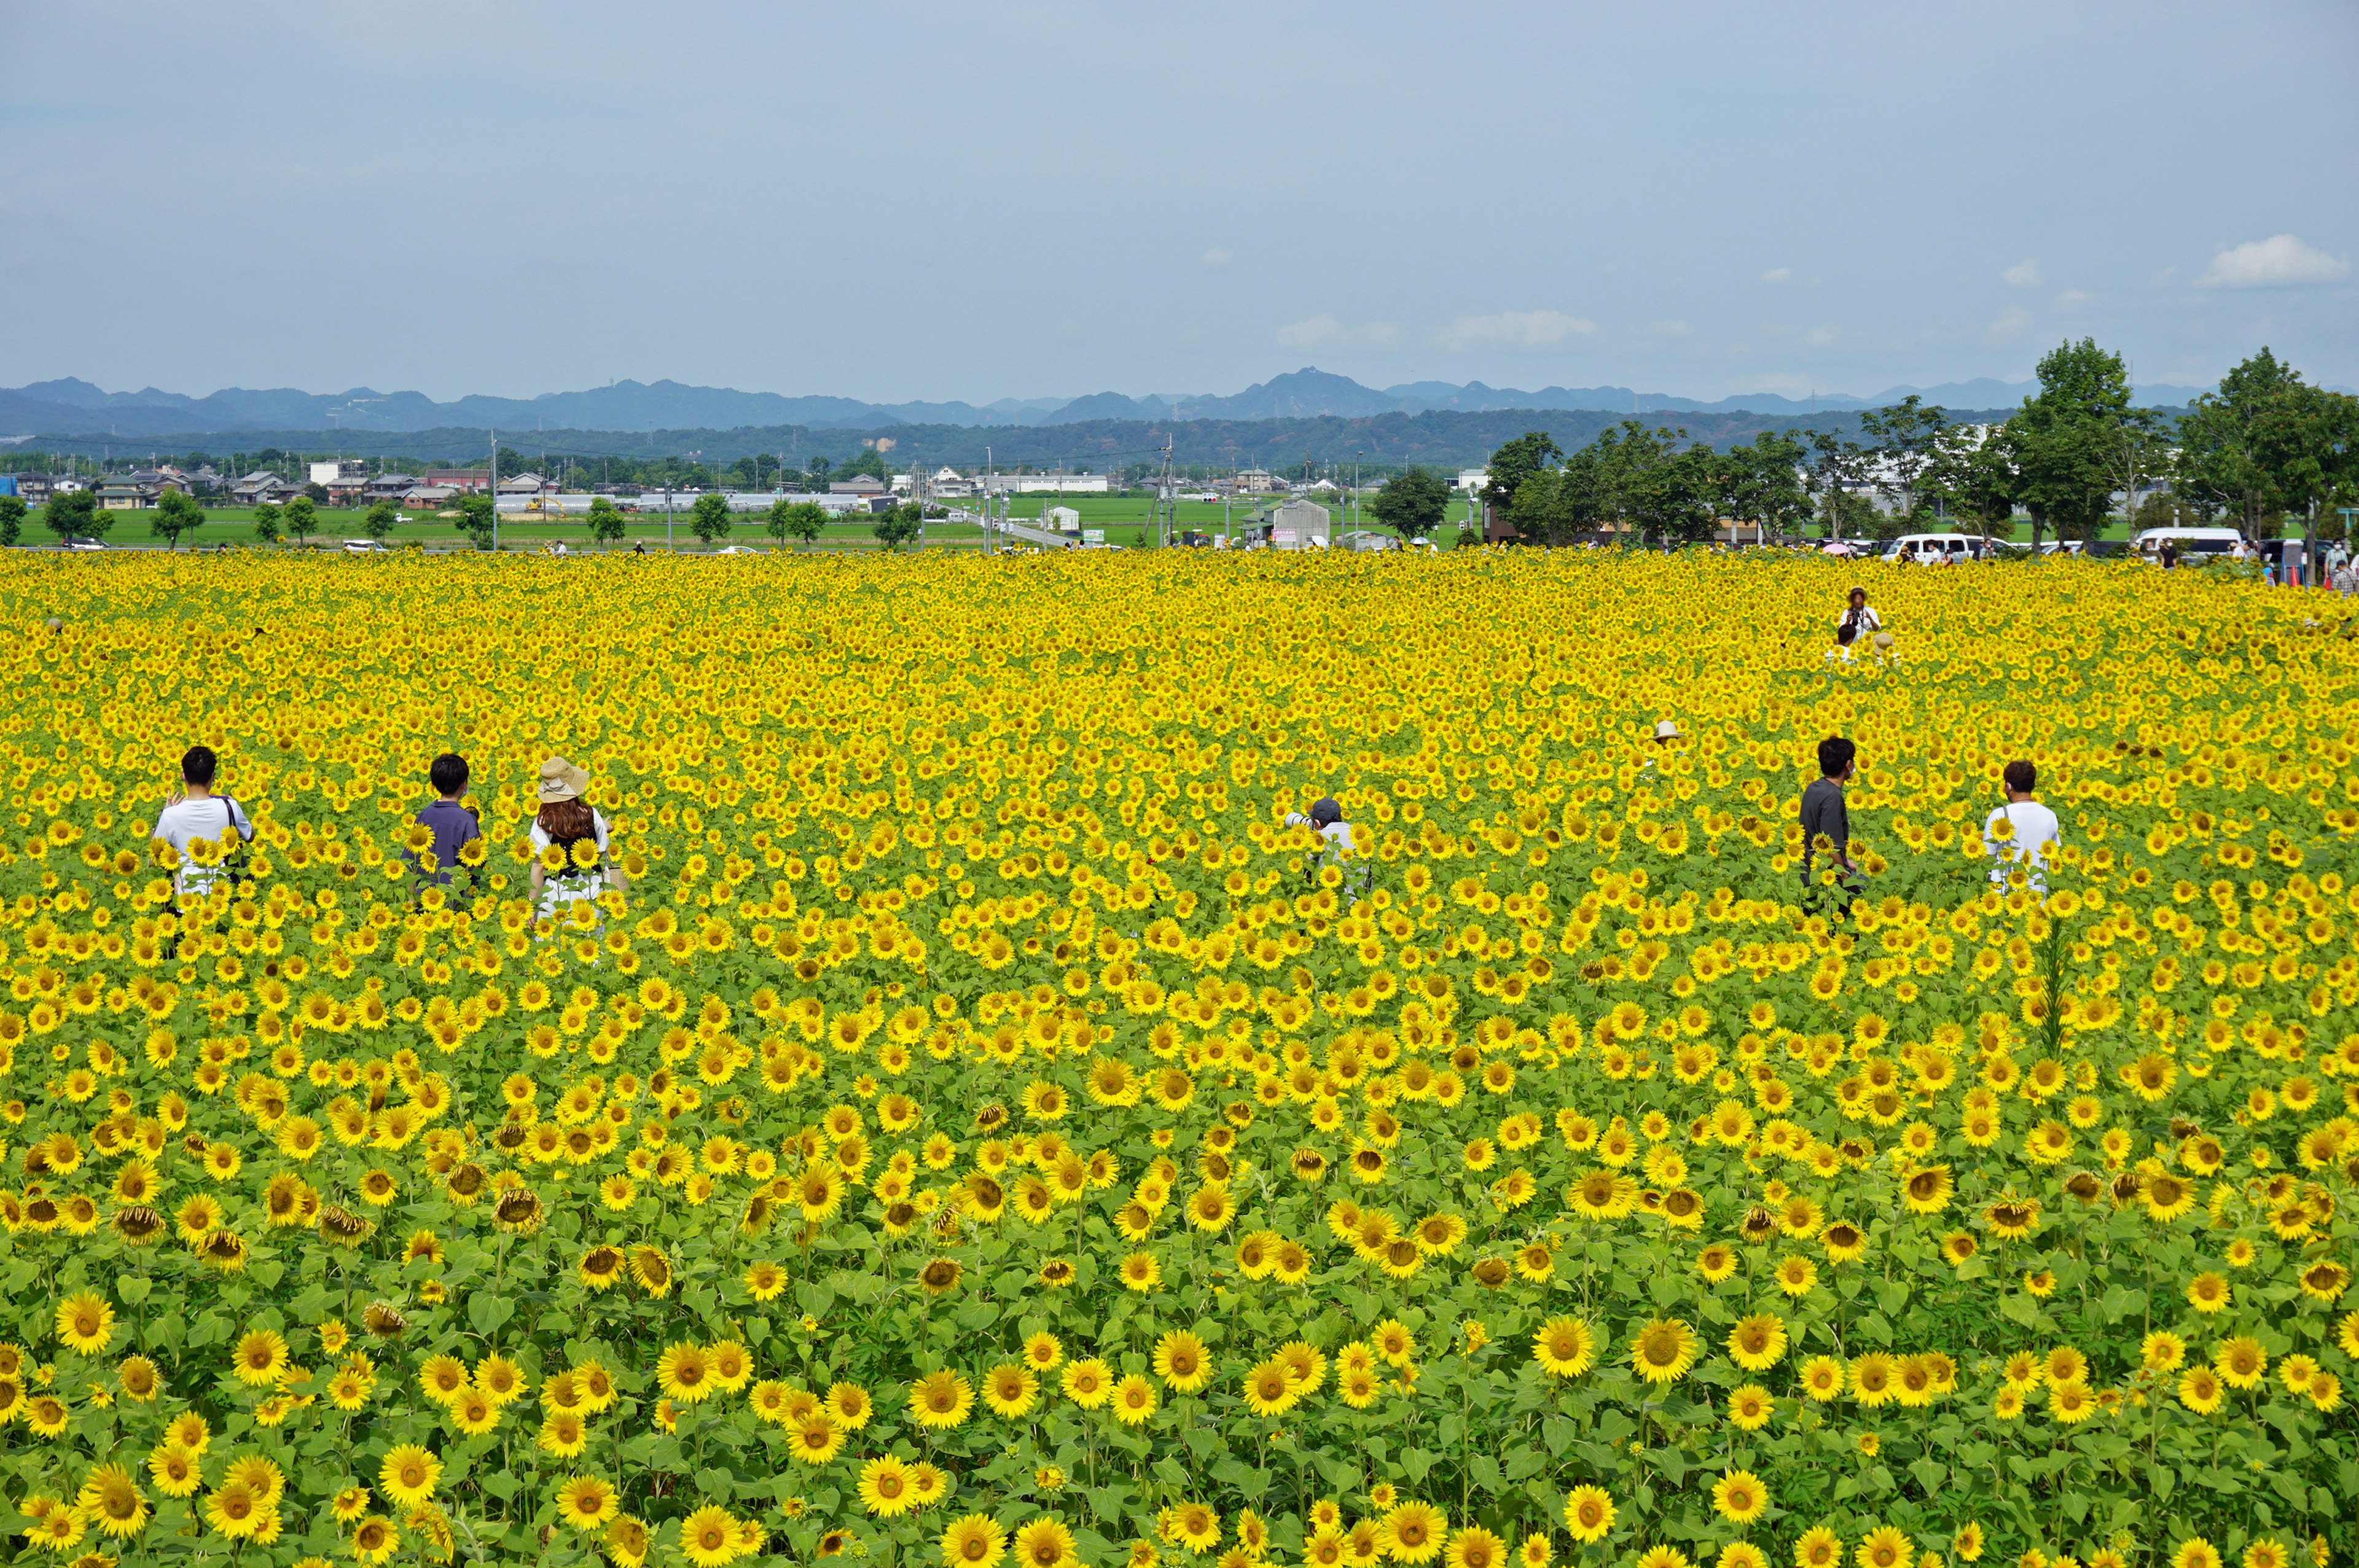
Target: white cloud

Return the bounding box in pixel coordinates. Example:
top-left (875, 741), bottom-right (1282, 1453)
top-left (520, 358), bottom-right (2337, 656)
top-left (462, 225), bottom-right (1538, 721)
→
top-left (1200, 248), bottom-right (1232, 267)
top-left (1761, 267), bottom-right (1793, 284)
top-left (2054, 288), bottom-right (2095, 310)
top-left (1275, 314), bottom-right (1401, 351)
top-left (2003, 259), bottom-right (2041, 289)
top-left (1986, 306), bottom-right (2033, 342)
top-left (1433, 309), bottom-right (1597, 351)
top-left (2197, 233), bottom-right (2350, 289)
top-left (1803, 323), bottom-right (1841, 348)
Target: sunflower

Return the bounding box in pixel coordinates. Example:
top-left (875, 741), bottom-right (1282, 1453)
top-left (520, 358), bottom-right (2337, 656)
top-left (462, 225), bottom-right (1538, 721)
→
top-left (554, 1475), bottom-right (619, 1530)
top-left (76, 1462), bottom-right (150, 1539)
top-left (1710, 1469), bottom-right (1767, 1524)
top-left (944, 1515), bottom-right (1009, 1568)
top-left (1110, 1374), bottom-right (1158, 1426)
top-left (910, 1370), bottom-right (975, 1430)
top-left (681, 1505), bottom-right (740, 1568)
top-left (1562, 1487), bottom-right (1614, 1544)
top-left (1531, 1316), bottom-right (1595, 1377)
top-left (54, 1293), bottom-right (114, 1355)
top-left (1726, 1313), bottom-right (1788, 1370)
top-left (983, 1362), bottom-right (1039, 1418)
top-left (1152, 1329), bottom-right (1213, 1392)
top-left (377, 1444), bottom-right (441, 1508)
top-left (1014, 1518), bottom-right (1078, 1568)
top-left (1380, 1502), bottom-right (1446, 1564)
top-left (859, 1456), bottom-right (915, 1517)
top-left (1629, 1319), bottom-right (1697, 1384)
top-left (789, 1413), bottom-right (846, 1465)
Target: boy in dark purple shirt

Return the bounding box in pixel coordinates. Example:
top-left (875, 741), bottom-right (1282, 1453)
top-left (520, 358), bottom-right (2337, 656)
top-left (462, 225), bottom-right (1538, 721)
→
top-left (412, 752), bottom-right (482, 891)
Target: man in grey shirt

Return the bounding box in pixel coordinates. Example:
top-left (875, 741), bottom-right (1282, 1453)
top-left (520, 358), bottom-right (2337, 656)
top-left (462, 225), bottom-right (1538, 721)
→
top-left (1800, 735), bottom-right (1858, 907)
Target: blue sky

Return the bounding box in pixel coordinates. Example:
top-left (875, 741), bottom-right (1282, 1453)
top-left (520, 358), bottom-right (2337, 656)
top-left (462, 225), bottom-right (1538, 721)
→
top-left (2, 0), bottom-right (2353, 404)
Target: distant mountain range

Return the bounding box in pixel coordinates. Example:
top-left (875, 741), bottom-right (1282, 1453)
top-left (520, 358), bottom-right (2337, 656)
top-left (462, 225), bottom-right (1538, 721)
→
top-left (0, 367), bottom-right (2224, 443)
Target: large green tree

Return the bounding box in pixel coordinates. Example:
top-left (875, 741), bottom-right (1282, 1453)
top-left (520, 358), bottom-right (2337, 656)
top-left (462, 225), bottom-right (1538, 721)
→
top-left (44, 490), bottom-right (105, 542)
top-left (1927, 426), bottom-right (2018, 541)
top-left (1801, 429), bottom-right (1869, 540)
top-left (1718, 431), bottom-right (1813, 537)
top-left (2007, 338), bottom-right (2156, 545)
top-left (282, 494), bottom-right (321, 545)
top-left (872, 502), bottom-right (923, 552)
top-left (769, 499), bottom-right (829, 549)
top-left (1479, 431), bottom-right (1565, 527)
top-left (1366, 467), bottom-right (1452, 542)
top-left (2173, 348), bottom-right (2359, 547)
top-left (0, 496), bottom-right (24, 546)
top-left (587, 496), bottom-right (627, 545)
top-left (1860, 396), bottom-right (1950, 521)
top-left (689, 492), bottom-right (734, 545)
top-left (151, 490), bottom-right (206, 549)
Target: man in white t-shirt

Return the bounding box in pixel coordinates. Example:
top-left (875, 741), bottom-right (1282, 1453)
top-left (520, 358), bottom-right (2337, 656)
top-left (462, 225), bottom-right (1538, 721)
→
top-left (1982, 758), bottom-right (2059, 889)
top-left (153, 744), bottom-right (254, 899)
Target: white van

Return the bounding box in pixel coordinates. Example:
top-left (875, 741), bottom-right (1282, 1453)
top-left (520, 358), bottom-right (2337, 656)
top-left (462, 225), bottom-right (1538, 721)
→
top-left (2133, 527), bottom-right (2244, 561)
top-left (1881, 532), bottom-right (1981, 564)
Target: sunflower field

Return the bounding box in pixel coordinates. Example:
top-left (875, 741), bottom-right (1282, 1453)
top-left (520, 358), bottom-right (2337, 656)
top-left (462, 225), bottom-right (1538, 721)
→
top-left (0, 548), bottom-right (2352, 1568)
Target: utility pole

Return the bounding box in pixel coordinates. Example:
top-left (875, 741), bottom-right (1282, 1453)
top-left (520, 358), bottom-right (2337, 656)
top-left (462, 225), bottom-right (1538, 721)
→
top-left (490, 429), bottom-right (499, 552)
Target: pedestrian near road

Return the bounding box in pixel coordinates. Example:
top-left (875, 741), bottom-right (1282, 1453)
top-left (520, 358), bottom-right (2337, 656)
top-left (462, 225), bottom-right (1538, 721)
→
top-left (530, 755), bottom-right (625, 919)
top-left (2159, 539), bottom-right (2179, 571)
top-left (1799, 735), bottom-right (1861, 909)
top-left (154, 744), bottom-right (254, 902)
top-left (1982, 759), bottom-right (2059, 891)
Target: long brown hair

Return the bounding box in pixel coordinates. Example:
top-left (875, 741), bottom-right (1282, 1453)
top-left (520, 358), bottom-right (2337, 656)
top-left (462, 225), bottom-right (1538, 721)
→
top-left (537, 798), bottom-right (593, 842)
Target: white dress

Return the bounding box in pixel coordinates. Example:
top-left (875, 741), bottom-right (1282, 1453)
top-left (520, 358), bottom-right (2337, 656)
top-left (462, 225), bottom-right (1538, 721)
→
top-left (530, 809), bottom-right (611, 918)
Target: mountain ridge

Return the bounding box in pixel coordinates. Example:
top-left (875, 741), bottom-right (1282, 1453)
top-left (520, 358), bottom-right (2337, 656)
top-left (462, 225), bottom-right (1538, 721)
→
top-left (0, 367), bottom-right (2234, 443)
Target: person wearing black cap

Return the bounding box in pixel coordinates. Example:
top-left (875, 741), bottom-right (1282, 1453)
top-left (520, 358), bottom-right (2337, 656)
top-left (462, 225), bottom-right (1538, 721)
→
top-left (1285, 795), bottom-right (1359, 884)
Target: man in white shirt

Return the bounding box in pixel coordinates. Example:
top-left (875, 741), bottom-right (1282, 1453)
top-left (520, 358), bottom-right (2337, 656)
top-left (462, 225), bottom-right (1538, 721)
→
top-left (154, 744), bottom-right (254, 899)
top-left (1982, 759), bottom-right (2059, 890)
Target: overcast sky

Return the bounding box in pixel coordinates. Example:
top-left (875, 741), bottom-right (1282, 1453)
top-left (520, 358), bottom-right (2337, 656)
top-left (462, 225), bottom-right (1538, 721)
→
top-left (4, 0), bottom-right (2354, 404)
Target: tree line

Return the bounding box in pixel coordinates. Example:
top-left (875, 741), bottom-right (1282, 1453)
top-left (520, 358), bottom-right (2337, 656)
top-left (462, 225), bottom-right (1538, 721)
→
top-left (1364, 341), bottom-right (2359, 550)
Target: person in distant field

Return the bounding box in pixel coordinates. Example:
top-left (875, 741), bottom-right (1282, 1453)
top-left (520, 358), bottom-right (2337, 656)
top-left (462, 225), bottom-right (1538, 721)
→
top-left (530, 755), bottom-right (625, 919)
top-left (1799, 735), bottom-right (1860, 907)
top-left (155, 744), bottom-right (254, 901)
top-left (2159, 539), bottom-right (2179, 571)
top-left (410, 751), bottom-right (482, 891)
top-left (1982, 759), bottom-right (2060, 891)
top-left (1286, 795), bottom-right (1354, 864)
top-left (1836, 586), bottom-right (1881, 649)
top-left (1640, 719), bottom-right (1684, 771)
top-left (2333, 553), bottom-right (2358, 598)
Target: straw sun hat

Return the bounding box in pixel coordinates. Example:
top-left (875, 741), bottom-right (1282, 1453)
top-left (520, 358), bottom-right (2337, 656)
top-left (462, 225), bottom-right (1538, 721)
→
top-left (536, 755), bottom-right (590, 803)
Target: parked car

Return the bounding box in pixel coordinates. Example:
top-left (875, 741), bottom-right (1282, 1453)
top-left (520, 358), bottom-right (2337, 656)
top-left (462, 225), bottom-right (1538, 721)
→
top-left (63, 538), bottom-right (106, 552)
top-left (1176, 530), bottom-right (1212, 548)
top-left (712, 545), bottom-right (764, 556)
top-left (342, 539), bottom-right (386, 554)
top-left (1880, 532), bottom-right (1981, 564)
top-left (2132, 526), bottom-right (2244, 561)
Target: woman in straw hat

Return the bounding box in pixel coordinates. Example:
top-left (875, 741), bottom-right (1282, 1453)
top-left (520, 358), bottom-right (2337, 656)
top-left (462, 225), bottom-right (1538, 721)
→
top-left (530, 755), bottom-right (625, 919)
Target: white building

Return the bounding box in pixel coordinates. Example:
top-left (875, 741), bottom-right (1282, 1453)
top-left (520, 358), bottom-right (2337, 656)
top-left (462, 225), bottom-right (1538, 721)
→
top-left (977, 472), bottom-right (1110, 495)
top-left (1266, 499), bottom-right (1331, 550)
top-left (1043, 505), bottom-right (1081, 533)
top-left (1455, 469), bottom-right (1489, 492)
top-left (310, 459), bottom-right (366, 486)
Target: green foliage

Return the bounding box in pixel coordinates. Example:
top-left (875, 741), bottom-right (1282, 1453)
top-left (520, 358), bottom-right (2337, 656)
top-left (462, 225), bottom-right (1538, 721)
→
top-left (2174, 348), bottom-right (2359, 536)
top-left (362, 500), bottom-right (399, 540)
top-left (44, 490), bottom-right (104, 542)
top-left (689, 492), bottom-right (734, 545)
top-left (587, 496), bottom-right (628, 544)
top-left (251, 501), bottom-right (284, 545)
top-left (456, 494), bottom-right (498, 549)
top-left (149, 490), bottom-right (206, 549)
top-left (769, 499), bottom-right (830, 548)
top-left (1366, 467), bottom-right (1452, 540)
top-left (0, 494), bottom-right (25, 546)
top-left (282, 494), bottom-right (320, 542)
top-left (1859, 396), bottom-right (1950, 518)
top-left (1480, 432), bottom-right (1565, 516)
top-left (2008, 338), bottom-right (2154, 544)
top-left (872, 502), bottom-right (923, 552)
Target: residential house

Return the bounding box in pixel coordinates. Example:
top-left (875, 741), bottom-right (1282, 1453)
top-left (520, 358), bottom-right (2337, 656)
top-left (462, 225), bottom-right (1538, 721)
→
top-left (232, 470), bottom-right (297, 505)
top-left (830, 477), bottom-right (888, 496)
top-left (97, 480), bottom-right (157, 510)
top-left (362, 474), bottom-right (418, 503)
top-left (402, 486), bottom-right (457, 510)
top-left (4, 475), bottom-right (50, 504)
top-left (1232, 468), bottom-right (1281, 496)
top-left (309, 459), bottom-right (366, 486)
top-left (425, 469), bottom-right (491, 493)
top-left (496, 473), bottom-right (547, 496)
